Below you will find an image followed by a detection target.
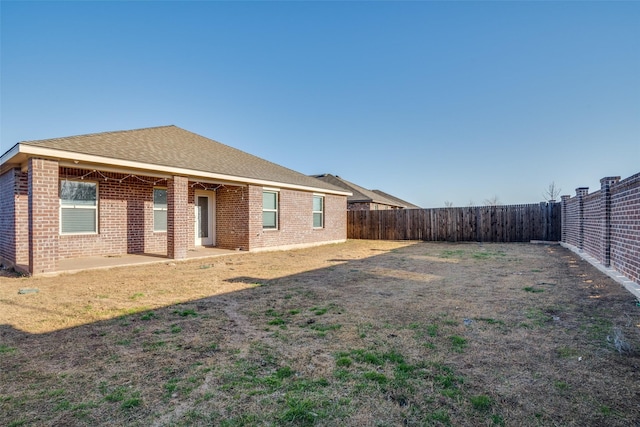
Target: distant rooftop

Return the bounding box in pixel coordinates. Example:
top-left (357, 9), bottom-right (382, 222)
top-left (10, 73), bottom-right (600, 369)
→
top-left (312, 174), bottom-right (420, 208)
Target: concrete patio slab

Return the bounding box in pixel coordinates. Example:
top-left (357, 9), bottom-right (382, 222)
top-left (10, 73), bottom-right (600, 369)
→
top-left (55, 246), bottom-right (241, 275)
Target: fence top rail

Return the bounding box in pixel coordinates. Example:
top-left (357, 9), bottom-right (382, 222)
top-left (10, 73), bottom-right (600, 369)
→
top-left (561, 171), bottom-right (640, 202)
top-left (393, 203), bottom-right (559, 211)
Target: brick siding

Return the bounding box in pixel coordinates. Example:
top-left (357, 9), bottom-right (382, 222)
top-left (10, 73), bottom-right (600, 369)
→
top-left (15, 171), bottom-right (29, 266)
top-left (57, 168), bottom-right (168, 259)
top-left (167, 176), bottom-right (189, 259)
top-left (4, 164), bottom-right (347, 273)
top-left (0, 169), bottom-right (18, 266)
top-left (28, 158), bottom-right (60, 274)
top-left (249, 186), bottom-right (347, 251)
top-left (175, 184), bottom-right (348, 252)
top-left (56, 170), bottom-right (201, 260)
top-left (216, 185), bottom-right (251, 250)
top-left (1, 171), bottom-right (30, 269)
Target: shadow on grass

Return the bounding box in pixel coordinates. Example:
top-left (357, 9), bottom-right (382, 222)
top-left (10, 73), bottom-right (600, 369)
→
top-left (1, 242), bottom-right (639, 427)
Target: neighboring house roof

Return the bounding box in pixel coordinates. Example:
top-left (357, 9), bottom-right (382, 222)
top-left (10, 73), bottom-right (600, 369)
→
top-left (371, 189), bottom-right (421, 209)
top-left (0, 125), bottom-right (350, 196)
top-left (312, 174), bottom-right (418, 208)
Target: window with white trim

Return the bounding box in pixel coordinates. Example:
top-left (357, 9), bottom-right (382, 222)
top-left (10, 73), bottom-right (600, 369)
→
top-left (153, 188), bottom-right (167, 232)
top-left (60, 180), bottom-right (98, 234)
top-left (262, 190), bottom-right (278, 229)
top-left (313, 195), bottom-right (324, 228)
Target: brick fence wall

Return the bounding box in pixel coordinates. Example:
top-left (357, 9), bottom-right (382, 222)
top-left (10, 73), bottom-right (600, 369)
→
top-left (610, 174), bottom-right (640, 284)
top-left (561, 189), bottom-right (583, 248)
top-left (561, 173), bottom-right (640, 284)
top-left (582, 190), bottom-right (603, 262)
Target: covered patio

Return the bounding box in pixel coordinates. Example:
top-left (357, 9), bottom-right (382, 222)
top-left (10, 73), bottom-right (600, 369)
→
top-left (53, 246), bottom-right (240, 276)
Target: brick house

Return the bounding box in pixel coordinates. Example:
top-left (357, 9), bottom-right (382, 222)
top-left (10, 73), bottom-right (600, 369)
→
top-left (312, 174), bottom-right (420, 211)
top-left (0, 126), bottom-right (351, 275)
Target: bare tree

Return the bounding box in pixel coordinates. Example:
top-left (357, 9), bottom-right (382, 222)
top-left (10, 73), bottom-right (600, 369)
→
top-left (543, 181), bottom-right (562, 202)
top-left (483, 195), bottom-right (501, 206)
top-left (467, 200), bottom-right (475, 207)
top-left (444, 201), bottom-right (453, 207)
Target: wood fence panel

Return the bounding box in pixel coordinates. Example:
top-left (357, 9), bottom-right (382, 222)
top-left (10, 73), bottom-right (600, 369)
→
top-left (426, 209), bottom-right (434, 241)
top-left (514, 207), bottom-right (523, 242)
top-left (521, 206), bottom-right (530, 242)
top-left (347, 203), bottom-right (561, 242)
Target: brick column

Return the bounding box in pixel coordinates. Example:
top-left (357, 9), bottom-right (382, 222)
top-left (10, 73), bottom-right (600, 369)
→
top-left (15, 171), bottom-right (29, 266)
top-left (167, 176), bottom-right (188, 259)
top-left (575, 187), bottom-right (589, 251)
top-left (560, 195), bottom-right (570, 243)
top-left (0, 169), bottom-right (27, 268)
top-left (599, 176), bottom-right (620, 267)
top-left (28, 158), bottom-right (59, 275)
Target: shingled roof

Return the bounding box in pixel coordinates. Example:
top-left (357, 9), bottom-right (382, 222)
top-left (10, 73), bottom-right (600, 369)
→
top-left (312, 174), bottom-right (418, 208)
top-left (2, 125), bottom-right (349, 195)
top-left (371, 189), bottom-right (421, 209)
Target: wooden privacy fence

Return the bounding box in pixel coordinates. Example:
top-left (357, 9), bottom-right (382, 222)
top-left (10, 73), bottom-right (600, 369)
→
top-left (347, 203), bottom-right (561, 242)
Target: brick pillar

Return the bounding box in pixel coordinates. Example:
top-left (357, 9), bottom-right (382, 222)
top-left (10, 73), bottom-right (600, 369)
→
top-left (599, 176), bottom-right (620, 267)
top-left (28, 158), bottom-right (59, 275)
top-left (167, 176), bottom-right (188, 259)
top-left (0, 169), bottom-right (27, 268)
top-left (15, 171), bottom-right (29, 266)
top-left (560, 195), bottom-right (570, 243)
top-left (575, 187), bottom-right (588, 251)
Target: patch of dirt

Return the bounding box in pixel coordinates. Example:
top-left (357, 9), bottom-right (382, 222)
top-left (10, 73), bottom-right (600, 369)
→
top-left (219, 297), bottom-right (269, 356)
top-left (1, 240), bottom-right (639, 426)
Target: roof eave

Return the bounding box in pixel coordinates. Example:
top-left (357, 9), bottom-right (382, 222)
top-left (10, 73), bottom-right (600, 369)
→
top-left (6, 144), bottom-right (352, 196)
top-left (0, 143), bottom-right (24, 175)
top-left (0, 143), bottom-right (20, 164)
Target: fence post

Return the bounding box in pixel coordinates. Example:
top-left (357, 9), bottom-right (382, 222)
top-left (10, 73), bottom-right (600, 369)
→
top-left (575, 187), bottom-right (589, 251)
top-left (552, 202), bottom-right (561, 241)
top-left (540, 202), bottom-right (548, 240)
top-left (560, 195), bottom-right (570, 242)
top-left (599, 176), bottom-right (621, 267)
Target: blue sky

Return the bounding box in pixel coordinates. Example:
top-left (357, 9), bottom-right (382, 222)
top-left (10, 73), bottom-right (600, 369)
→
top-left (1, 1), bottom-right (638, 208)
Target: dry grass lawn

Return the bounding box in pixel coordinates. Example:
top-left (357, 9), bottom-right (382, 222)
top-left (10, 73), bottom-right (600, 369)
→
top-left (1, 240), bottom-right (639, 426)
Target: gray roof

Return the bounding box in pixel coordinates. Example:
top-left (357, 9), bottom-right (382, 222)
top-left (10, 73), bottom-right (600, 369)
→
top-left (312, 174), bottom-right (418, 208)
top-left (371, 189), bottom-right (421, 209)
top-left (14, 125), bottom-right (347, 193)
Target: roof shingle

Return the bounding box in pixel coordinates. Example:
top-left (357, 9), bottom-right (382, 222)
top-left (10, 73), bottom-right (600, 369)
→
top-left (312, 174), bottom-right (418, 208)
top-left (18, 125), bottom-right (347, 193)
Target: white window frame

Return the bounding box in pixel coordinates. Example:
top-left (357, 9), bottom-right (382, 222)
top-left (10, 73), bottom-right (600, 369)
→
top-left (153, 187), bottom-right (168, 232)
top-left (59, 180), bottom-right (98, 235)
top-left (262, 189), bottom-right (279, 230)
top-left (313, 194), bottom-right (324, 228)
